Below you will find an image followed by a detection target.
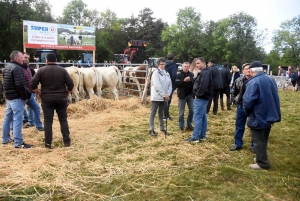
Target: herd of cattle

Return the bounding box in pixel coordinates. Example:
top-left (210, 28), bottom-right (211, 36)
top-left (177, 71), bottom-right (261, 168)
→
top-left (60, 65), bottom-right (149, 103)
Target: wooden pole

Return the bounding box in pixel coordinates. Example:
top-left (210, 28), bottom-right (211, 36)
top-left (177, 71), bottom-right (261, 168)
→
top-left (141, 67), bottom-right (154, 105)
top-left (93, 50), bottom-right (95, 67)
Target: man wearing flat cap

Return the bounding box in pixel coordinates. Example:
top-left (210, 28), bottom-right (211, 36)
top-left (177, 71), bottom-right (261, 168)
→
top-left (243, 61), bottom-right (281, 170)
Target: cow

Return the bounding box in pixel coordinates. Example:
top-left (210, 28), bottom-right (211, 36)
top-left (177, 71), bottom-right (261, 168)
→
top-left (65, 66), bottom-right (84, 103)
top-left (79, 68), bottom-right (102, 99)
top-left (95, 66), bottom-right (122, 100)
top-left (123, 65), bottom-right (147, 97)
top-left (64, 35), bottom-right (82, 45)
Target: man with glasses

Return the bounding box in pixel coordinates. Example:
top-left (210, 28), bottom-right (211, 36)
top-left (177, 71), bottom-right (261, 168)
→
top-left (229, 63), bottom-right (253, 151)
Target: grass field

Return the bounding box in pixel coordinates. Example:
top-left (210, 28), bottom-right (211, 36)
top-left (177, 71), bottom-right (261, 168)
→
top-left (0, 90), bottom-right (299, 200)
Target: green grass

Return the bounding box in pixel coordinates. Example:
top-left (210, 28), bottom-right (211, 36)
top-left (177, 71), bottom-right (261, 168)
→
top-left (0, 90), bottom-right (299, 200)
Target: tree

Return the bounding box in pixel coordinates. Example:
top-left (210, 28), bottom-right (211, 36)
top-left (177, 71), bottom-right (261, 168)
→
top-left (162, 7), bottom-right (203, 62)
top-left (59, 0), bottom-right (89, 26)
top-left (213, 12), bottom-right (265, 67)
top-left (273, 15), bottom-right (300, 66)
top-left (134, 8), bottom-right (166, 62)
top-left (0, 0), bottom-right (55, 61)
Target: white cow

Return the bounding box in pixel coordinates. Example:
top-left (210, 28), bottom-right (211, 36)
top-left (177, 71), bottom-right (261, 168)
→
top-left (79, 68), bottom-right (102, 99)
top-left (95, 66), bottom-right (122, 100)
top-left (64, 35), bottom-right (82, 45)
top-left (65, 66), bottom-right (84, 103)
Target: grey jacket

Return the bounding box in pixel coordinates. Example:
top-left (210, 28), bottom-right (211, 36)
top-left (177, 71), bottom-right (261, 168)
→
top-left (150, 68), bottom-right (172, 101)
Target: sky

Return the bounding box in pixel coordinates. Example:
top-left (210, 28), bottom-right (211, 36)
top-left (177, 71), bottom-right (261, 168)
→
top-left (49, 0), bottom-right (300, 53)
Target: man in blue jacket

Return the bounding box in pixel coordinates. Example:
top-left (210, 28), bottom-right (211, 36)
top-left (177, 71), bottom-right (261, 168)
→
top-left (243, 61), bottom-right (281, 170)
top-left (164, 53), bottom-right (178, 120)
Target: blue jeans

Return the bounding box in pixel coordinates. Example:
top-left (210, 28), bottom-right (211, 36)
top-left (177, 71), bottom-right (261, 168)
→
top-left (26, 94), bottom-right (43, 128)
top-left (2, 98), bottom-right (26, 146)
top-left (178, 94), bottom-right (194, 128)
top-left (23, 109), bottom-right (28, 122)
top-left (192, 98), bottom-right (208, 140)
top-left (234, 104), bottom-right (254, 149)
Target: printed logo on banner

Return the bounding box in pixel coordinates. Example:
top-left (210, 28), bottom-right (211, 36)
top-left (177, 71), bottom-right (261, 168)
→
top-left (50, 27), bottom-right (56, 33)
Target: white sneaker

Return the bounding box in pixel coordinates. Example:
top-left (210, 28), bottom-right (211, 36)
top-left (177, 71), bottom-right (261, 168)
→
top-left (254, 157), bottom-right (256, 162)
top-left (249, 163), bottom-right (262, 170)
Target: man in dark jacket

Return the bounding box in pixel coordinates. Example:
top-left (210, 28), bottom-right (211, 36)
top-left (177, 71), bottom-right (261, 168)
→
top-left (186, 57), bottom-right (212, 143)
top-left (206, 59), bottom-right (223, 115)
top-left (295, 67), bottom-right (300, 91)
top-left (243, 61), bottom-right (281, 170)
top-left (22, 52), bottom-right (44, 131)
top-left (175, 62), bottom-right (194, 132)
top-left (164, 53), bottom-right (178, 120)
top-left (0, 69), bottom-right (4, 104)
top-left (229, 63), bottom-right (254, 151)
top-left (31, 53), bottom-right (74, 149)
top-left (2, 51), bottom-right (32, 149)
top-left (220, 62), bottom-right (232, 110)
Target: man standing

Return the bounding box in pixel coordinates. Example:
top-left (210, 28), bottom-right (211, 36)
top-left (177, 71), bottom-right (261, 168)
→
top-left (186, 57), bottom-right (212, 142)
top-left (22, 52), bottom-right (44, 131)
top-left (220, 62), bottom-right (232, 110)
top-left (206, 59), bottom-right (223, 115)
top-left (243, 61), bottom-right (281, 170)
top-left (2, 51), bottom-right (32, 148)
top-left (229, 63), bottom-right (254, 151)
top-left (175, 62), bottom-right (194, 132)
top-left (31, 53), bottom-right (74, 149)
top-left (164, 53), bottom-right (178, 120)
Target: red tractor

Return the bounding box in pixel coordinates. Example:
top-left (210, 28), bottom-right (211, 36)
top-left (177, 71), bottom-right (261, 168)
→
top-left (114, 40), bottom-right (146, 64)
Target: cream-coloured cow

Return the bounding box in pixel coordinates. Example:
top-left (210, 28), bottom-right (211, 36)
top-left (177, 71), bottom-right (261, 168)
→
top-left (65, 66), bottom-right (84, 103)
top-left (95, 66), bottom-right (122, 100)
top-left (79, 68), bottom-right (102, 99)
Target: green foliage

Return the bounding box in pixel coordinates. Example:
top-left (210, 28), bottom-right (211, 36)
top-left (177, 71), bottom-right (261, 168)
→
top-left (59, 0), bottom-right (89, 26)
top-left (273, 15), bottom-right (300, 66)
top-left (0, 1), bottom-right (298, 66)
top-left (162, 7), bottom-right (203, 62)
top-left (213, 12), bottom-right (266, 66)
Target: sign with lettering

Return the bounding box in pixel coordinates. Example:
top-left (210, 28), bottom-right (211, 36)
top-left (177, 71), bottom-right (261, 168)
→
top-left (128, 40), bottom-right (147, 48)
top-left (23, 20), bottom-right (96, 51)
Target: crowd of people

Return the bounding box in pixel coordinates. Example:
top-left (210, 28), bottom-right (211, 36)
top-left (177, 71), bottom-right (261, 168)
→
top-left (0, 51), bottom-right (287, 170)
top-left (149, 55), bottom-right (282, 170)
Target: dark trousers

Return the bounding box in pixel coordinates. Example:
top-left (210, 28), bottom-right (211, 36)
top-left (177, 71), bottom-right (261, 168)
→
top-left (164, 89), bottom-right (175, 118)
top-left (206, 89), bottom-right (220, 114)
top-left (41, 99), bottom-right (71, 145)
top-left (251, 126), bottom-right (271, 169)
top-left (220, 86), bottom-right (231, 109)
